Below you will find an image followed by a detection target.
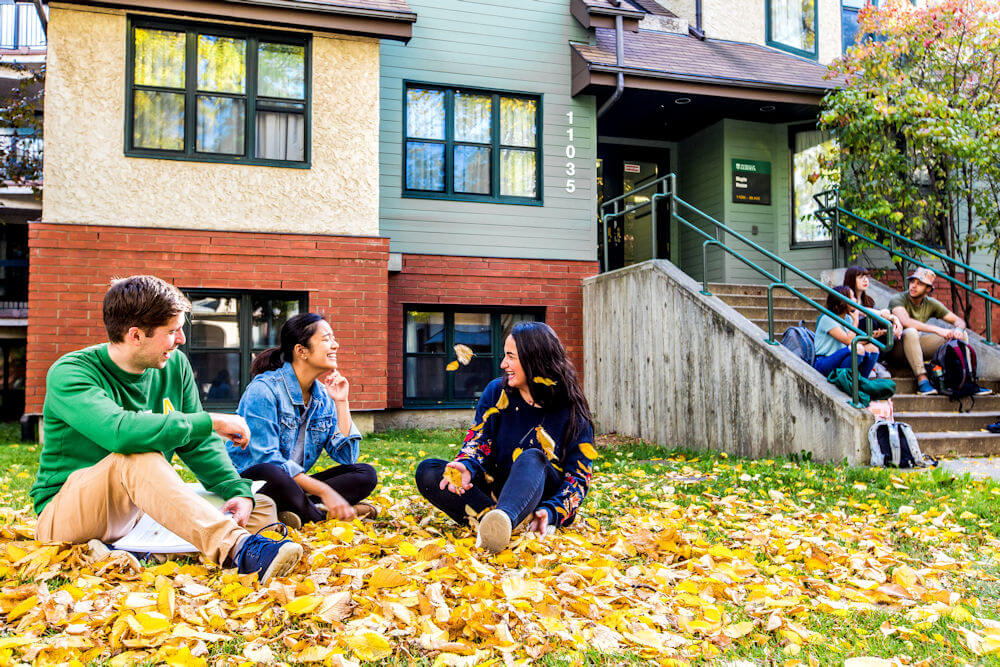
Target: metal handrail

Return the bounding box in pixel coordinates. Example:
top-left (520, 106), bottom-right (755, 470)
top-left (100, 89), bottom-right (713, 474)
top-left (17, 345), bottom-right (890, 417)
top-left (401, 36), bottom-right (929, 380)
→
top-left (600, 174), bottom-right (892, 407)
top-left (813, 188), bottom-right (999, 344)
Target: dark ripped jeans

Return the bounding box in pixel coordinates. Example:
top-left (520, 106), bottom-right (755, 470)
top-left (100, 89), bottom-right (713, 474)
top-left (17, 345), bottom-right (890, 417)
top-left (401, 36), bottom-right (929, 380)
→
top-left (241, 462), bottom-right (378, 524)
top-left (415, 448), bottom-right (561, 527)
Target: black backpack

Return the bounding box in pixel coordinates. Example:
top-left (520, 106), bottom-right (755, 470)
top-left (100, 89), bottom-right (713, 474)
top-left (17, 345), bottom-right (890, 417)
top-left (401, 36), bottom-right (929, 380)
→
top-left (928, 339), bottom-right (979, 404)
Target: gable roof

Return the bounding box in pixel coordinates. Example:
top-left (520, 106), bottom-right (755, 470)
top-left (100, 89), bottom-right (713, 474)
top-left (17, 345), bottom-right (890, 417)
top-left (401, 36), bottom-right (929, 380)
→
top-left (572, 28), bottom-right (840, 99)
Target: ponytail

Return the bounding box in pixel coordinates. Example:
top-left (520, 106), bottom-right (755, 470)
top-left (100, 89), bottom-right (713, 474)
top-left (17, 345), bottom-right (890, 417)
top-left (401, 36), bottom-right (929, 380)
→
top-left (248, 312), bottom-right (326, 379)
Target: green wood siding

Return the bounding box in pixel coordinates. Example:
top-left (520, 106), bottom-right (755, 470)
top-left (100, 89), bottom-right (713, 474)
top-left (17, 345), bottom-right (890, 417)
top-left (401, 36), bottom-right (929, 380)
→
top-left (677, 122), bottom-right (726, 283)
top-left (379, 0), bottom-right (597, 260)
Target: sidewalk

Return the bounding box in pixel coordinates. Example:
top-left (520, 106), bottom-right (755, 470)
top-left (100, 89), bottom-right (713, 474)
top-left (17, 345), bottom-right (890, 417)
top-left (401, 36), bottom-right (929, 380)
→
top-left (939, 457), bottom-right (1000, 480)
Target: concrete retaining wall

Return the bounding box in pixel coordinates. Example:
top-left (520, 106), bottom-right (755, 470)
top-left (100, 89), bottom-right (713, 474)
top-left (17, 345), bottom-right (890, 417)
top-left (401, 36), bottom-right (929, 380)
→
top-left (584, 260), bottom-right (874, 463)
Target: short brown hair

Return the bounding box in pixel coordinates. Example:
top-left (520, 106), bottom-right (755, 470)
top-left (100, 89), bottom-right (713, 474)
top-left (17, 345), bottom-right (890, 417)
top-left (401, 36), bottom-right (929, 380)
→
top-left (103, 275), bottom-right (191, 343)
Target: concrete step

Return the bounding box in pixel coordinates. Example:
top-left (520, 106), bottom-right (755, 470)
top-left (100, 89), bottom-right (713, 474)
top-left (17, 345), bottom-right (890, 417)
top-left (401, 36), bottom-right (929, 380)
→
top-left (892, 377), bottom-right (1000, 394)
top-left (707, 283), bottom-right (829, 299)
top-left (750, 319), bottom-right (815, 333)
top-left (915, 431), bottom-right (1000, 458)
top-left (895, 411), bottom-right (1000, 432)
top-left (714, 293), bottom-right (813, 309)
top-left (892, 393), bottom-right (1000, 412)
top-left (731, 305), bottom-right (821, 323)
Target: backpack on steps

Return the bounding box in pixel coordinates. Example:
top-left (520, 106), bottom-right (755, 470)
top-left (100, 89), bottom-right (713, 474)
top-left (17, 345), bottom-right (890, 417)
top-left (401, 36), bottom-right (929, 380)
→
top-left (868, 419), bottom-right (936, 468)
top-left (928, 339), bottom-right (979, 407)
top-left (780, 320), bottom-right (815, 366)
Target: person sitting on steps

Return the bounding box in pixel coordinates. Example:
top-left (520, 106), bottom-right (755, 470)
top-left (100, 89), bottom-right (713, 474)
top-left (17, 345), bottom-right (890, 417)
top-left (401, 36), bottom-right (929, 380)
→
top-left (842, 266), bottom-right (902, 378)
top-left (888, 267), bottom-right (992, 396)
top-left (31, 275), bottom-right (302, 583)
top-left (813, 285), bottom-right (880, 378)
top-left (226, 313), bottom-right (378, 529)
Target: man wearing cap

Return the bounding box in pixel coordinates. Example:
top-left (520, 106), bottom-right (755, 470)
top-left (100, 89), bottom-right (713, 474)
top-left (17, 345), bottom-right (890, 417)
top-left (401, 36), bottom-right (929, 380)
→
top-left (888, 267), bottom-right (991, 396)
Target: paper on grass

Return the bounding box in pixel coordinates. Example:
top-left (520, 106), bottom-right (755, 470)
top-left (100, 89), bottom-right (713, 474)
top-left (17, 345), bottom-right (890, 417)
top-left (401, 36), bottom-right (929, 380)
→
top-left (110, 481), bottom-right (264, 554)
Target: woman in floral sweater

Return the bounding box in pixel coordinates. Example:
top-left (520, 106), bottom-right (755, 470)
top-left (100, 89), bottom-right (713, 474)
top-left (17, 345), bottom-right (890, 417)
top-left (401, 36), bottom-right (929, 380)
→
top-left (415, 322), bottom-right (596, 553)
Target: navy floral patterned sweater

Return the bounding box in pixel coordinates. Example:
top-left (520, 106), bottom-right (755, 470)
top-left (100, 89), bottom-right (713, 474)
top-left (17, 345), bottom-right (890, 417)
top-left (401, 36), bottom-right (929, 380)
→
top-left (455, 378), bottom-right (595, 527)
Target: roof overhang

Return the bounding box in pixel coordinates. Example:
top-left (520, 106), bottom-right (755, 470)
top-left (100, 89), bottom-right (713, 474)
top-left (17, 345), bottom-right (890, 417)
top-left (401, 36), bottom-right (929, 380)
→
top-left (570, 0), bottom-right (642, 31)
top-left (52, 0), bottom-right (417, 42)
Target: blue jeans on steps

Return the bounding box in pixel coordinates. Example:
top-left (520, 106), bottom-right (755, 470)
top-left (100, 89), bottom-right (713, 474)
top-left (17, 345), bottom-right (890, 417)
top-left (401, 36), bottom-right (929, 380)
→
top-left (814, 346), bottom-right (879, 378)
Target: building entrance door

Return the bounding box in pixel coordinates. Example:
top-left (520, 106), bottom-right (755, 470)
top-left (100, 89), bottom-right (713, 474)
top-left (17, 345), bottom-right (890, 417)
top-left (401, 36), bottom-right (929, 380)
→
top-left (597, 145), bottom-right (670, 272)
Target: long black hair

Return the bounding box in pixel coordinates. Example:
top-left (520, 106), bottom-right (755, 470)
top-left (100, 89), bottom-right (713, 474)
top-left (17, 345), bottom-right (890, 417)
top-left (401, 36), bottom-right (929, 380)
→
top-left (505, 321), bottom-right (594, 448)
top-left (843, 266), bottom-right (874, 309)
top-left (250, 313), bottom-right (326, 379)
top-left (826, 285), bottom-right (854, 318)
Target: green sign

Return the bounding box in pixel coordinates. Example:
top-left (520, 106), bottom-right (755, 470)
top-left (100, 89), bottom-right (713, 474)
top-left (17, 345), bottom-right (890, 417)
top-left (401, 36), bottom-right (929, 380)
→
top-left (732, 159), bottom-right (771, 205)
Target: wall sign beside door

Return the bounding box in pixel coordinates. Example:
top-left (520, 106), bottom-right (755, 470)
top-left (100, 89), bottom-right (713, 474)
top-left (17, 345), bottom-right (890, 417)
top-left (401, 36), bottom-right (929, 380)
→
top-left (732, 159), bottom-right (771, 205)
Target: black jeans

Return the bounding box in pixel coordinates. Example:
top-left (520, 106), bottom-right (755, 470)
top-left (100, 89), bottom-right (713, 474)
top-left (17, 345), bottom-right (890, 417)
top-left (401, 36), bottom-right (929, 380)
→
top-left (415, 448), bottom-right (561, 528)
top-left (241, 462), bottom-right (378, 524)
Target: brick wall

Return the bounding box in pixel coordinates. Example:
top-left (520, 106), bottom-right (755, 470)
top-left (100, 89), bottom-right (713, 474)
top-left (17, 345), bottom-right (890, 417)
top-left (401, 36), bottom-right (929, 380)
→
top-left (27, 223), bottom-right (389, 413)
top-left (875, 268), bottom-right (1000, 338)
top-left (387, 254), bottom-right (599, 408)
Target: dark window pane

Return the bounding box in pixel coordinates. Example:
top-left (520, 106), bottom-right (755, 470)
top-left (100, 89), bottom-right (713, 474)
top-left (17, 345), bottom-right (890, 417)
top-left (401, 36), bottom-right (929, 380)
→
top-left (133, 90), bottom-right (185, 151)
top-left (406, 88), bottom-right (445, 140)
top-left (405, 311), bottom-right (444, 353)
top-left (252, 298), bottom-right (302, 348)
top-left (190, 351), bottom-right (241, 402)
top-left (256, 111), bottom-right (304, 161)
top-left (453, 356), bottom-right (494, 400)
top-left (454, 312), bottom-right (491, 353)
top-left (197, 95), bottom-right (245, 154)
top-left (500, 312), bottom-right (538, 342)
top-left (197, 35), bottom-right (246, 94)
top-left (190, 296), bottom-right (239, 348)
top-left (406, 142), bottom-right (445, 191)
top-left (454, 145), bottom-right (490, 194)
top-left (7, 344), bottom-right (24, 390)
top-left (405, 357), bottom-right (446, 401)
top-left (134, 28), bottom-right (186, 88)
top-left (258, 42), bottom-right (305, 99)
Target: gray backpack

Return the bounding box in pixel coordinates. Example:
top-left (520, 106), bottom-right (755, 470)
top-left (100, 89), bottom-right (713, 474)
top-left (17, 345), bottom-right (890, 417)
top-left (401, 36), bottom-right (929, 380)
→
top-left (868, 419), bottom-right (935, 468)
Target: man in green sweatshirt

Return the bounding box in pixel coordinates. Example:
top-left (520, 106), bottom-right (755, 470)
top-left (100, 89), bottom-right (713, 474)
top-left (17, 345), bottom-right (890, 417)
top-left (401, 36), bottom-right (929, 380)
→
top-left (30, 275), bottom-right (302, 583)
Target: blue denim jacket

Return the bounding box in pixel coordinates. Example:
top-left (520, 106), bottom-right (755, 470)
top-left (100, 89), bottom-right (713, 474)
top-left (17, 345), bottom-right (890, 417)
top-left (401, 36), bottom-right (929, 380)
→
top-left (226, 362), bottom-right (362, 478)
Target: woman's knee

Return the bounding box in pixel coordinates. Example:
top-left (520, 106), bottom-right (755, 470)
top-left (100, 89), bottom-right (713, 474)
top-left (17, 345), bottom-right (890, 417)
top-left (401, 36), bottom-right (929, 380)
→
top-left (356, 463), bottom-right (379, 493)
top-left (415, 459), bottom-right (447, 495)
top-left (513, 447), bottom-right (548, 470)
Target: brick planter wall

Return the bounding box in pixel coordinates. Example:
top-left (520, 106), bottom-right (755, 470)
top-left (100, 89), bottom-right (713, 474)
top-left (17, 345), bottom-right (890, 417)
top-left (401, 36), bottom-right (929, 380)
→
top-left (27, 223), bottom-right (389, 413)
top-left (387, 254), bottom-right (599, 408)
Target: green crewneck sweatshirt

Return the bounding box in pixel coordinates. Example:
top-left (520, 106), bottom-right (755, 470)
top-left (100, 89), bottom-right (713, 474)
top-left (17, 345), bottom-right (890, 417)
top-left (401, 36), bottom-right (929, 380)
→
top-left (30, 344), bottom-right (253, 514)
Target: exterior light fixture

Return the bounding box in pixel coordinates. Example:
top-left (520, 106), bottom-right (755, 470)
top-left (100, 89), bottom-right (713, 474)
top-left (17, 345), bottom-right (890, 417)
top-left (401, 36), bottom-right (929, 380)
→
top-left (674, 97), bottom-right (691, 105)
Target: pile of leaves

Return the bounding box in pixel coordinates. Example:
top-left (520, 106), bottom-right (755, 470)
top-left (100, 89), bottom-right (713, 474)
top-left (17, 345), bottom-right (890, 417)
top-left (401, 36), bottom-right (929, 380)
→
top-left (1, 435), bottom-right (1000, 665)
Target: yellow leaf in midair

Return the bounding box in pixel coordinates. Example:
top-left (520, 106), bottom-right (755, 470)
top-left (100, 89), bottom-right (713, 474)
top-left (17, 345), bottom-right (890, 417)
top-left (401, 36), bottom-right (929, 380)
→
top-left (496, 390), bottom-right (509, 410)
top-left (536, 427), bottom-right (556, 460)
top-left (345, 630), bottom-right (393, 662)
top-left (368, 568), bottom-right (407, 590)
top-left (532, 377), bottom-right (557, 386)
top-left (284, 595), bottom-right (322, 615)
top-left (512, 448), bottom-right (522, 462)
top-left (454, 344), bottom-right (474, 365)
top-left (446, 361), bottom-right (460, 372)
top-left (578, 442), bottom-right (599, 459)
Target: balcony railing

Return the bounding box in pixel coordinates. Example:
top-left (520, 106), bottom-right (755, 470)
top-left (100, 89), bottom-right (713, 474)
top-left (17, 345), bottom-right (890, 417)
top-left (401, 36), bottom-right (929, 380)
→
top-left (0, 3), bottom-right (45, 50)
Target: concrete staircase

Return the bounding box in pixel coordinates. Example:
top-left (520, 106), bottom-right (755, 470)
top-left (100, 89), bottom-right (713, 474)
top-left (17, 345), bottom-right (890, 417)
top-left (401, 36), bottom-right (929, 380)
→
top-left (709, 282), bottom-right (1000, 458)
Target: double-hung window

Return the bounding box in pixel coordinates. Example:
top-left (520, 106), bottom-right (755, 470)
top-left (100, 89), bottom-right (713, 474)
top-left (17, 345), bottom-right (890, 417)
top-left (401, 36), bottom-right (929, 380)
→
top-left (766, 0), bottom-right (818, 59)
top-left (183, 291), bottom-right (307, 408)
top-left (127, 19), bottom-right (310, 166)
top-left (403, 308), bottom-right (541, 407)
top-left (404, 84), bottom-right (542, 204)
top-left (790, 126), bottom-right (836, 246)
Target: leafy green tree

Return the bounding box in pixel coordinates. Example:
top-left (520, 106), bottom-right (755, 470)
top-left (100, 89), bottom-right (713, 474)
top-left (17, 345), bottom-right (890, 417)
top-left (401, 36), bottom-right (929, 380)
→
top-left (821, 0), bottom-right (1000, 322)
top-left (0, 62), bottom-right (44, 187)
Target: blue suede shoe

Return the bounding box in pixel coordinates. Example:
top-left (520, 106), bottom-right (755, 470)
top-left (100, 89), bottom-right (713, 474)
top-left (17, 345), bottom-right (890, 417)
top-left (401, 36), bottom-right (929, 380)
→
top-left (917, 380), bottom-right (937, 395)
top-left (235, 524), bottom-right (302, 583)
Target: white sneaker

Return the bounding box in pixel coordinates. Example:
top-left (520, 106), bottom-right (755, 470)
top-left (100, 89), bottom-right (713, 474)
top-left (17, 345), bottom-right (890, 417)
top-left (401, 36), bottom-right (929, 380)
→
top-left (476, 509), bottom-right (512, 554)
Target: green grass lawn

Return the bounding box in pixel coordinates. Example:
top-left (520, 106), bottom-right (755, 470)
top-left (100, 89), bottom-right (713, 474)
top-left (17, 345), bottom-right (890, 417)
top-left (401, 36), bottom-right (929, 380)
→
top-left (2, 427), bottom-right (1000, 665)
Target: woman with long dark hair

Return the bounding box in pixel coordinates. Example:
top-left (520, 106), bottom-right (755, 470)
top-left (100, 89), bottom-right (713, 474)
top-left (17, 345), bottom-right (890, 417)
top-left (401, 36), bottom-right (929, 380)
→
top-left (842, 266), bottom-right (902, 341)
top-left (813, 285), bottom-right (880, 377)
top-left (226, 313), bottom-right (377, 528)
top-left (415, 322), bottom-right (596, 554)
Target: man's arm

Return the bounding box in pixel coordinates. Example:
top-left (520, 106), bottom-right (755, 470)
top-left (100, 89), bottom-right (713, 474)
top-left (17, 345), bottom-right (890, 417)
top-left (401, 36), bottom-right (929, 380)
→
top-left (892, 305), bottom-right (950, 336)
top-left (46, 361), bottom-right (213, 455)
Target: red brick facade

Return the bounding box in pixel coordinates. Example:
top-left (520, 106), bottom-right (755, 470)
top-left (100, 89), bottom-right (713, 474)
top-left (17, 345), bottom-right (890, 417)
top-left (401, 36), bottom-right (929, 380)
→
top-left (874, 268), bottom-right (1000, 338)
top-left (27, 223), bottom-right (389, 413)
top-left (387, 254), bottom-right (599, 408)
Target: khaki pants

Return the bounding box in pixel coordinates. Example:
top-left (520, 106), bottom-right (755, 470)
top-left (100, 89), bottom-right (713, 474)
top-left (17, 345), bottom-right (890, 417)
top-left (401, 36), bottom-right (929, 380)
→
top-left (36, 451), bottom-right (277, 565)
top-left (890, 327), bottom-right (958, 377)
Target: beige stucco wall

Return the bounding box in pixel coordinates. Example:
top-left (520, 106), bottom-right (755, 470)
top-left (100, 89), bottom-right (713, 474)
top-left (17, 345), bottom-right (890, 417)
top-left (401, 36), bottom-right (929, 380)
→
top-left (43, 4), bottom-right (380, 236)
top-left (658, 0), bottom-right (842, 65)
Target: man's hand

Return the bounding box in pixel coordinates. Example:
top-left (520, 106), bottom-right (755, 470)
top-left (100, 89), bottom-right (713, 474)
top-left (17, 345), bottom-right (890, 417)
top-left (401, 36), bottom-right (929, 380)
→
top-left (321, 488), bottom-right (356, 521)
top-left (439, 461), bottom-right (472, 495)
top-left (527, 509), bottom-right (550, 535)
top-left (210, 413), bottom-right (251, 448)
top-left (222, 496), bottom-right (253, 527)
top-left (321, 371), bottom-right (350, 404)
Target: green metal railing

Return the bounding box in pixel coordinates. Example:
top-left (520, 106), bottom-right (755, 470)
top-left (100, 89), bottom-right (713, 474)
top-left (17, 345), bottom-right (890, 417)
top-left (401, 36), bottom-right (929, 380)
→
top-left (814, 189), bottom-right (1000, 345)
top-left (600, 174), bottom-right (893, 408)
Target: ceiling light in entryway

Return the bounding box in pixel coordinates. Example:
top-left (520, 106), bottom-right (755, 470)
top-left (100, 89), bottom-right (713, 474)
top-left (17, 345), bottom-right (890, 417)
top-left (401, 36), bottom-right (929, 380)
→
top-left (760, 105), bottom-right (776, 112)
top-left (674, 97), bottom-right (691, 105)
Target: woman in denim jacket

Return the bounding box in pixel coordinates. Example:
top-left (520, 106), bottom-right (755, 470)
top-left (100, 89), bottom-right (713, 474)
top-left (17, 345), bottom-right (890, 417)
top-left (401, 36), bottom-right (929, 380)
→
top-left (226, 313), bottom-right (377, 528)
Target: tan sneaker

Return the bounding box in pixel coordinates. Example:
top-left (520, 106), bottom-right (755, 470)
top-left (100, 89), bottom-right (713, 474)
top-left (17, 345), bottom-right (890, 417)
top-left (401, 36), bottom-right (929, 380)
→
top-left (476, 509), bottom-right (512, 554)
top-left (353, 502), bottom-right (379, 520)
top-left (277, 511), bottom-right (303, 530)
